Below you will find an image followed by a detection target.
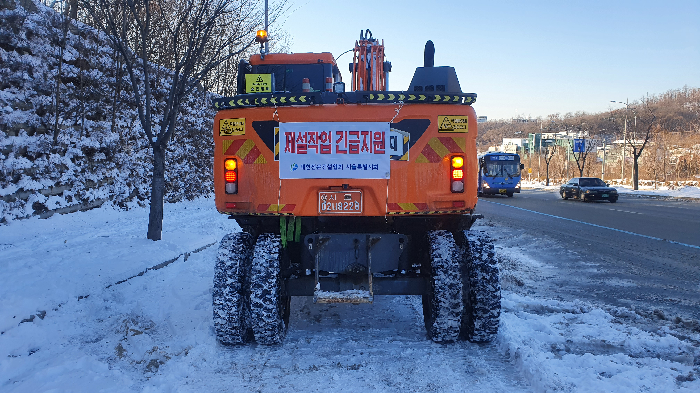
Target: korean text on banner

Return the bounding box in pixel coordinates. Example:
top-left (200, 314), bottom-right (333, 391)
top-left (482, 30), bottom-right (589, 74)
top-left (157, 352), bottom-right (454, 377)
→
top-left (279, 122), bottom-right (391, 179)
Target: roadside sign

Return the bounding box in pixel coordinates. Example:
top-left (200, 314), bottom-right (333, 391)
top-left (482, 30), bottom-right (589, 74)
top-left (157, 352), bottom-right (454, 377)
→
top-left (528, 168), bottom-right (532, 174)
top-left (573, 138), bottom-right (585, 153)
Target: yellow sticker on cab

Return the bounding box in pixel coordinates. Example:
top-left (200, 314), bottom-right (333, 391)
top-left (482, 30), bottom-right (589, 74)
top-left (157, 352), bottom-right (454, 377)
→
top-left (220, 118), bottom-right (245, 136)
top-left (245, 74), bottom-right (272, 93)
top-left (438, 116), bottom-right (469, 133)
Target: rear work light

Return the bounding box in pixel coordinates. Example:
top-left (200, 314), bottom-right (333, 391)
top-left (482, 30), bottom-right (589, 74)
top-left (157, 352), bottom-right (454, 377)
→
top-left (224, 158), bottom-right (238, 194)
top-left (450, 155), bottom-right (465, 193)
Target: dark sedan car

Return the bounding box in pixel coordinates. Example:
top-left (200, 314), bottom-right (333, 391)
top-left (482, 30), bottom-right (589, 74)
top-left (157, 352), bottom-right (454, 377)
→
top-left (560, 177), bottom-right (618, 202)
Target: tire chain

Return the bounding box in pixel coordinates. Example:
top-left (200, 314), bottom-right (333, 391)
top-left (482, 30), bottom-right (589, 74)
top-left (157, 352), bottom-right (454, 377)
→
top-left (427, 230), bottom-right (463, 343)
top-left (249, 233), bottom-right (286, 345)
top-left (460, 230), bottom-right (501, 343)
top-left (213, 232), bottom-right (254, 345)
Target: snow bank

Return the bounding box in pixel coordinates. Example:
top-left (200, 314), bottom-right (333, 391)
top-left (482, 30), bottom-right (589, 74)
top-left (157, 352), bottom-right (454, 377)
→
top-left (498, 293), bottom-right (700, 392)
top-left (521, 180), bottom-right (700, 200)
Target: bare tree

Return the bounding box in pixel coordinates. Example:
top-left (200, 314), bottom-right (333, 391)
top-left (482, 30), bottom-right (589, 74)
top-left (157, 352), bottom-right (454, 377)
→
top-left (81, 0), bottom-right (268, 240)
top-left (539, 116), bottom-right (560, 186)
top-left (65, 0), bottom-right (78, 19)
top-left (51, 0), bottom-right (72, 146)
top-left (543, 145), bottom-right (556, 186)
top-left (568, 137), bottom-right (596, 177)
top-left (627, 101), bottom-right (657, 190)
top-left (564, 119), bottom-right (597, 178)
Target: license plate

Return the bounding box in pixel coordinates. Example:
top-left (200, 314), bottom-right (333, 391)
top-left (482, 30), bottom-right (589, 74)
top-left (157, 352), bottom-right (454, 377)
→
top-left (319, 191), bottom-right (363, 214)
top-left (602, 194), bottom-right (608, 198)
top-left (499, 189), bottom-right (507, 194)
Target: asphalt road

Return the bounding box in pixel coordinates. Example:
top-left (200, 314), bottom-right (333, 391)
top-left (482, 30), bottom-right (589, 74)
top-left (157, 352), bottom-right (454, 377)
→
top-left (474, 189), bottom-right (700, 322)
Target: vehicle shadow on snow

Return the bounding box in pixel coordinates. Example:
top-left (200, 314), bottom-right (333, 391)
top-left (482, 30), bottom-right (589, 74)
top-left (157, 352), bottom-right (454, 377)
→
top-left (287, 296), bottom-right (426, 339)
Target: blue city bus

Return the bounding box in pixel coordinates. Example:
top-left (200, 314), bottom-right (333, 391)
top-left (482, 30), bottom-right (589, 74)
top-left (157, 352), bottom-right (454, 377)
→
top-left (477, 152), bottom-right (524, 197)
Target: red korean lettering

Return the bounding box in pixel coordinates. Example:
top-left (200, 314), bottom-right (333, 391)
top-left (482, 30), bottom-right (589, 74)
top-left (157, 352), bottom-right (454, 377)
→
top-left (296, 131), bottom-right (307, 154)
top-left (319, 131), bottom-right (331, 154)
top-left (285, 132), bottom-right (295, 153)
top-left (307, 131), bottom-right (319, 154)
top-left (348, 131), bottom-right (360, 154)
top-left (373, 131), bottom-right (385, 154)
top-left (361, 131), bottom-right (371, 153)
top-left (335, 131), bottom-right (347, 154)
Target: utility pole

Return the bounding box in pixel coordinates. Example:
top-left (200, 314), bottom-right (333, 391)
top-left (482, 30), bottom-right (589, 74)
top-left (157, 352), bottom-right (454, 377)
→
top-left (538, 123), bottom-right (542, 181)
top-left (565, 141), bottom-right (569, 179)
top-left (602, 139), bottom-right (606, 181)
top-left (622, 112), bottom-right (627, 183)
top-left (611, 99), bottom-right (629, 184)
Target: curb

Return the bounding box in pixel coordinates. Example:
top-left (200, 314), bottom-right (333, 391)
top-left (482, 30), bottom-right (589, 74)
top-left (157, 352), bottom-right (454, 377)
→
top-left (521, 187), bottom-right (700, 202)
top-left (618, 193), bottom-right (700, 202)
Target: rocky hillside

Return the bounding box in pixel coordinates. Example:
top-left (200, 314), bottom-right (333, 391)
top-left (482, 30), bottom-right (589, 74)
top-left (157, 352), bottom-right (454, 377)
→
top-left (0, 0), bottom-right (216, 223)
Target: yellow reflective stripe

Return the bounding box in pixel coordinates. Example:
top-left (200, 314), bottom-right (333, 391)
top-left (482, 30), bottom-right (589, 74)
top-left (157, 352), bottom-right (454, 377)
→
top-left (236, 139), bottom-right (256, 157)
top-left (428, 138), bottom-right (450, 158)
top-left (222, 140), bottom-right (233, 155)
top-left (415, 154), bottom-right (429, 163)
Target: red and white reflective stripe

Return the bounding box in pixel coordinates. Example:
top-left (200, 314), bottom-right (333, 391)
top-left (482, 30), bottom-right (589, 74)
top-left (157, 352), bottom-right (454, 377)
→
top-left (302, 78), bottom-right (310, 92)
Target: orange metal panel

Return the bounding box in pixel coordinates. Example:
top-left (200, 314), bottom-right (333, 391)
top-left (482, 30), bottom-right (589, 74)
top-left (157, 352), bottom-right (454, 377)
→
top-left (249, 53), bottom-right (336, 66)
top-left (213, 103), bottom-right (478, 217)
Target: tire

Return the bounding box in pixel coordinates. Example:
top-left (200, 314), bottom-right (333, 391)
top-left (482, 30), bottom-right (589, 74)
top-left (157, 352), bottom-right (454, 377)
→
top-left (610, 198), bottom-right (617, 203)
top-left (458, 230), bottom-right (501, 343)
top-left (560, 192), bottom-right (568, 200)
top-left (423, 230), bottom-right (462, 343)
top-left (249, 233), bottom-right (288, 345)
top-left (506, 192), bottom-right (514, 198)
top-left (579, 191), bottom-right (586, 202)
top-left (213, 232), bottom-right (254, 345)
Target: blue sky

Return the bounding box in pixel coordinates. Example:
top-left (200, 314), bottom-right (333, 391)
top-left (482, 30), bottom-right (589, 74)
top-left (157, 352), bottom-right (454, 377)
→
top-left (277, 0), bottom-right (699, 120)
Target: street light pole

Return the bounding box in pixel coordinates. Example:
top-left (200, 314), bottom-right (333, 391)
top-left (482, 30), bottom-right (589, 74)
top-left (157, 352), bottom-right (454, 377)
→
top-left (611, 99), bottom-right (629, 184)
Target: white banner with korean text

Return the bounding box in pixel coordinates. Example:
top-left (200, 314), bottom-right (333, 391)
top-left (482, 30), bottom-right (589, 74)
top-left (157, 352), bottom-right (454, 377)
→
top-left (279, 122), bottom-right (391, 179)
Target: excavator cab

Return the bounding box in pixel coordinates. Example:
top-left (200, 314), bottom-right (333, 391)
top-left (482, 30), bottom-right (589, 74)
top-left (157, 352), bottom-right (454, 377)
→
top-left (236, 53), bottom-right (341, 95)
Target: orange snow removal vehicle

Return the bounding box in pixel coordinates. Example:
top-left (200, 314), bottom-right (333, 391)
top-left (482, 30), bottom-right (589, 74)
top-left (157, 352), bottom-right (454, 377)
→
top-left (212, 30), bottom-right (500, 345)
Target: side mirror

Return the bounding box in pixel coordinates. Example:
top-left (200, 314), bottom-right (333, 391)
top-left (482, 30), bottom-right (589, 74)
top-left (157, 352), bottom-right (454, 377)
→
top-left (520, 164), bottom-right (524, 170)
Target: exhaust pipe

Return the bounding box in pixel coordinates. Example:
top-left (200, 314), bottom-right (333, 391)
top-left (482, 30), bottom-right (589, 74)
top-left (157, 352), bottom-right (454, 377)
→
top-left (424, 40), bottom-right (435, 68)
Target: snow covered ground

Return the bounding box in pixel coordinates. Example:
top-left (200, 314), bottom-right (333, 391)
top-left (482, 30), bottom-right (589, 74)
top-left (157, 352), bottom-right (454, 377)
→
top-left (1, 196), bottom-right (699, 392)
